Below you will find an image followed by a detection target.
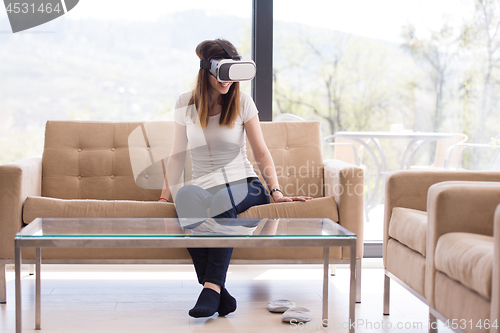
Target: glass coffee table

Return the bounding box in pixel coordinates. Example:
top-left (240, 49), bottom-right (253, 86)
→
top-left (15, 217), bottom-right (357, 332)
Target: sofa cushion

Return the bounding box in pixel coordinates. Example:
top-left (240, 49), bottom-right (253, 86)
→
top-left (23, 196), bottom-right (178, 224)
top-left (435, 232), bottom-right (494, 300)
top-left (239, 196), bottom-right (339, 223)
top-left (388, 207), bottom-right (427, 256)
top-left (24, 195), bottom-right (338, 225)
top-left (237, 196), bottom-right (341, 260)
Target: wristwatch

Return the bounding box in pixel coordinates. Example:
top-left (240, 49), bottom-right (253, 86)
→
top-left (270, 188), bottom-right (282, 196)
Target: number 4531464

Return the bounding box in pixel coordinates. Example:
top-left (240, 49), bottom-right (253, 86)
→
top-left (6, 3), bottom-right (62, 14)
top-left (444, 319), bottom-right (498, 330)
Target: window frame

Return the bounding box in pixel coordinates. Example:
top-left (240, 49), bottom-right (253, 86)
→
top-left (251, 0), bottom-right (273, 121)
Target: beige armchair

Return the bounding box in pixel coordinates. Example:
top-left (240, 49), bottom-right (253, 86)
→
top-left (383, 170), bottom-right (500, 320)
top-left (425, 181), bottom-right (500, 333)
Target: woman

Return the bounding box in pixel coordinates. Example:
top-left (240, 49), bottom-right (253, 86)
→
top-left (159, 39), bottom-right (312, 318)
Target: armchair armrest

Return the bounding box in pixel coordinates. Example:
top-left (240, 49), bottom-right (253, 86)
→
top-left (0, 157), bottom-right (42, 259)
top-left (425, 181), bottom-right (500, 307)
top-left (323, 158), bottom-right (364, 259)
top-left (384, 170), bottom-right (500, 261)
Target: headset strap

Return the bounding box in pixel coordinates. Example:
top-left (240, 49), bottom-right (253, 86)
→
top-left (200, 59), bottom-right (211, 70)
top-left (214, 39), bottom-right (241, 60)
top-left (200, 40), bottom-right (241, 69)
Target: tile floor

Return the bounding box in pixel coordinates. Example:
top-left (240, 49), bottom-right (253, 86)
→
top-left (0, 260), bottom-right (453, 332)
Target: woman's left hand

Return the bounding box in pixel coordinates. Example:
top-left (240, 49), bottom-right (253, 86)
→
top-left (273, 195), bottom-right (313, 203)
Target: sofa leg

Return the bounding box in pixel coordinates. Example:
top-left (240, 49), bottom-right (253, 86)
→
top-left (383, 273), bottom-right (390, 315)
top-left (356, 259), bottom-right (361, 303)
top-left (29, 264), bottom-right (35, 276)
top-left (429, 312), bottom-right (438, 333)
top-left (330, 264), bottom-right (336, 276)
top-left (0, 261), bottom-right (6, 304)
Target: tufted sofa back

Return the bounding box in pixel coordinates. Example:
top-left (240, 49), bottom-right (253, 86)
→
top-left (42, 120), bottom-right (324, 200)
top-left (248, 121), bottom-right (324, 198)
top-left (42, 121), bottom-right (161, 201)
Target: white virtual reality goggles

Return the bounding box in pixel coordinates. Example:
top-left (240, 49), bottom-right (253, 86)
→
top-left (200, 39), bottom-right (256, 82)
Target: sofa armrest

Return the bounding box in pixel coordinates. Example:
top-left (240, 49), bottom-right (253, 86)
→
top-left (490, 205), bottom-right (500, 333)
top-left (384, 170), bottom-right (500, 262)
top-left (493, 205), bottom-right (500, 332)
top-left (323, 158), bottom-right (364, 259)
top-left (425, 181), bottom-right (500, 307)
top-left (0, 157), bottom-right (42, 259)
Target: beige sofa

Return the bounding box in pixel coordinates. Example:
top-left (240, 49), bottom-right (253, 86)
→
top-left (0, 120), bottom-right (364, 303)
top-left (384, 171), bottom-right (500, 332)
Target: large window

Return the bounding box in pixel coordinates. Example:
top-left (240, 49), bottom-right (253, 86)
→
top-left (273, 0), bottom-right (485, 136)
top-left (273, 0), bottom-right (500, 241)
top-left (0, 0), bottom-right (252, 165)
top-left (3, 0), bottom-right (500, 244)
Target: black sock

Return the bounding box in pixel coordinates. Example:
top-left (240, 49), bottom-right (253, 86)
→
top-left (218, 287), bottom-right (237, 316)
top-left (189, 288), bottom-right (221, 318)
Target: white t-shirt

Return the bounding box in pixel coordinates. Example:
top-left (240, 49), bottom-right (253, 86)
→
top-left (174, 91), bottom-right (259, 189)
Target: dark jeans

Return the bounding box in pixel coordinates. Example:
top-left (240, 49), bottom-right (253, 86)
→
top-left (175, 177), bottom-right (270, 287)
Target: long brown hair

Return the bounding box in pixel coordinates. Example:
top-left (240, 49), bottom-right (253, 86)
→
top-left (189, 39), bottom-right (241, 129)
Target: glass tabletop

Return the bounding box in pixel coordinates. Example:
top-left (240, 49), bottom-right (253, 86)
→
top-left (16, 218), bottom-right (355, 238)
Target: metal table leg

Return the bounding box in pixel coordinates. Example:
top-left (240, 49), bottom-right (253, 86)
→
top-left (322, 247), bottom-right (329, 327)
top-left (15, 244), bottom-right (22, 333)
top-left (36, 248), bottom-right (41, 330)
top-left (383, 272), bottom-right (390, 315)
top-left (349, 243), bottom-right (357, 333)
top-left (0, 260), bottom-right (6, 304)
top-left (356, 258), bottom-right (362, 303)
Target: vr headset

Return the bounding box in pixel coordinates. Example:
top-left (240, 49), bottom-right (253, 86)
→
top-left (200, 39), bottom-right (256, 82)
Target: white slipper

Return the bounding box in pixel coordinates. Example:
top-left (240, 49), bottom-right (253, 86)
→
top-left (267, 299), bottom-right (296, 313)
top-left (282, 307), bottom-right (312, 323)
